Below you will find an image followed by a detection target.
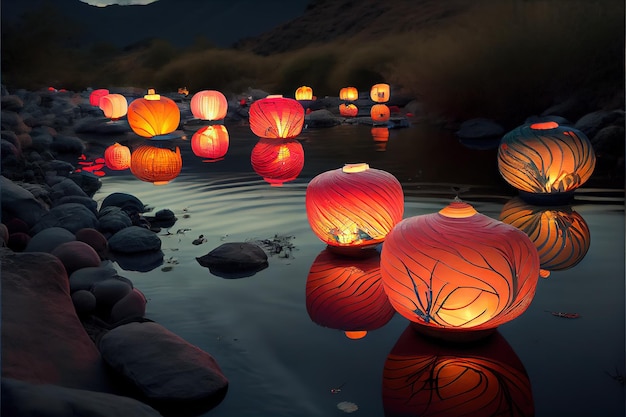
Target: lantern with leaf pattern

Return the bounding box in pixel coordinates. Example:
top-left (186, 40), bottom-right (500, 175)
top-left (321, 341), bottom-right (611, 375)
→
top-left (127, 89), bottom-right (181, 139)
top-left (249, 95), bottom-right (305, 139)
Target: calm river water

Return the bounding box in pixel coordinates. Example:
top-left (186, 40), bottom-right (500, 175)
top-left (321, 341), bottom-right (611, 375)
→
top-left (91, 123), bottom-right (624, 417)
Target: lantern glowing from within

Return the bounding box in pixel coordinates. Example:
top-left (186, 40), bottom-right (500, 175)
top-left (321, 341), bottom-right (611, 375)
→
top-left (339, 103), bottom-right (358, 117)
top-left (89, 88), bottom-right (109, 107)
top-left (191, 125), bottom-right (229, 162)
top-left (370, 83), bottom-right (390, 103)
top-left (130, 145), bottom-right (182, 185)
top-left (250, 138), bottom-right (304, 186)
top-left (371, 104), bottom-right (390, 123)
top-left (382, 326), bottom-right (534, 417)
top-left (339, 86), bottom-right (359, 101)
top-left (295, 85), bottom-right (313, 101)
top-left (497, 122), bottom-right (596, 204)
top-left (372, 127), bottom-right (390, 152)
top-left (127, 89), bottom-right (181, 139)
top-left (249, 95), bottom-right (305, 139)
top-left (99, 93), bottom-right (128, 120)
top-left (499, 197), bottom-right (590, 273)
top-left (104, 142), bottom-right (131, 170)
top-left (306, 249), bottom-right (395, 339)
top-left (190, 90), bottom-right (228, 121)
top-left (306, 163), bottom-right (404, 251)
top-left (380, 200), bottom-right (540, 341)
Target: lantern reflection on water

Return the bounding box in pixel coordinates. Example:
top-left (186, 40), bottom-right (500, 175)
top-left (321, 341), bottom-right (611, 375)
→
top-left (305, 249), bottom-right (395, 339)
top-left (383, 326), bottom-right (534, 417)
top-left (191, 125), bottom-right (229, 162)
top-left (499, 197), bottom-right (591, 274)
top-left (130, 144), bottom-right (182, 185)
top-left (250, 138), bottom-right (304, 186)
top-left (127, 89), bottom-right (181, 139)
top-left (380, 200), bottom-right (540, 342)
top-left (104, 142), bottom-right (131, 171)
top-left (249, 95), bottom-right (305, 139)
top-left (371, 127), bottom-right (389, 152)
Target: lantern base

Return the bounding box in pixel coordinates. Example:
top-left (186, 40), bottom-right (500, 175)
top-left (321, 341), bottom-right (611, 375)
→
top-left (326, 244), bottom-right (380, 259)
top-left (518, 190), bottom-right (575, 206)
top-left (409, 322), bottom-right (497, 344)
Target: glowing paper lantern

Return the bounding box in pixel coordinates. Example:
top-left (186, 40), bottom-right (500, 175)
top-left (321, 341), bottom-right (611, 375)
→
top-left (99, 93), bottom-right (128, 120)
top-left (306, 163), bottom-right (404, 253)
top-left (380, 199), bottom-right (540, 341)
top-left (306, 249), bottom-right (395, 339)
top-left (383, 326), bottom-right (534, 417)
top-left (370, 83), bottom-right (390, 103)
top-left (127, 89), bottom-right (181, 139)
top-left (339, 103), bottom-right (358, 117)
top-left (249, 95), bottom-right (305, 139)
top-left (191, 125), bottom-right (229, 162)
top-left (372, 127), bottom-right (390, 152)
top-left (104, 143), bottom-right (131, 170)
top-left (250, 138), bottom-right (305, 186)
top-left (371, 104), bottom-right (390, 123)
top-left (339, 86), bottom-right (358, 101)
top-left (130, 145), bottom-right (182, 185)
top-left (89, 88), bottom-right (109, 106)
top-left (295, 85), bottom-right (313, 101)
top-left (497, 121), bottom-right (596, 204)
top-left (190, 90), bottom-right (228, 121)
top-left (499, 197), bottom-right (591, 273)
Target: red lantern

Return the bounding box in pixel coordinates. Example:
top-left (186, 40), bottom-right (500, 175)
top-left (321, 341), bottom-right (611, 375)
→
top-left (306, 163), bottom-right (404, 252)
top-left (249, 95), bottom-right (305, 139)
top-left (499, 197), bottom-right (590, 273)
top-left (306, 249), bottom-right (395, 339)
top-left (130, 145), bottom-right (182, 185)
top-left (339, 103), bottom-right (358, 117)
top-left (190, 90), bottom-right (228, 121)
top-left (370, 83), bottom-right (390, 103)
top-left (127, 89), bottom-right (181, 138)
top-left (89, 88), bottom-right (109, 106)
top-left (104, 142), bottom-right (131, 170)
top-left (339, 87), bottom-right (358, 101)
top-left (383, 326), bottom-right (534, 417)
top-left (191, 125), bottom-right (229, 162)
top-left (295, 86), bottom-right (313, 101)
top-left (371, 104), bottom-right (390, 123)
top-left (99, 93), bottom-right (128, 120)
top-left (380, 200), bottom-right (540, 342)
top-left (250, 138), bottom-right (304, 186)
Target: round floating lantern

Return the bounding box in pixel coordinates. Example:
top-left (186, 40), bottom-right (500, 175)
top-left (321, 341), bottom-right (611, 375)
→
top-left (306, 249), bottom-right (395, 339)
top-left (89, 88), bottom-right (109, 107)
top-left (249, 95), bottom-right (305, 139)
top-left (191, 125), bottom-right (229, 162)
top-left (371, 104), bottom-right (390, 123)
top-left (383, 326), bottom-right (534, 417)
top-left (497, 121), bottom-right (596, 204)
top-left (340, 86), bottom-right (359, 102)
top-left (104, 142), bottom-right (131, 170)
top-left (380, 199), bottom-right (540, 342)
top-left (339, 103), bottom-right (358, 117)
top-left (295, 85), bottom-right (313, 101)
top-left (370, 83), bottom-right (390, 103)
top-left (99, 93), bottom-right (128, 120)
top-left (250, 138), bottom-right (305, 186)
top-left (306, 163), bottom-right (404, 253)
top-left (499, 197), bottom-right (590, 274)
top-left (190, 89), bottom-right (228, 121)
top-left (127, 89), bottom-right (181, 139)
top-left (130, 145), bottom-right (182, 185)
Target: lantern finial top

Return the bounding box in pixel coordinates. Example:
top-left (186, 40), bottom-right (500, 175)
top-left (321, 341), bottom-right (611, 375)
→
top-left (342, 163), bottom-right (370, 173)
top-left (145, 88), bottom-right (160, 100)
top-left (530, 121), bottom-right (559, 130)
top-left (439, 200), bottom-right (478, 218)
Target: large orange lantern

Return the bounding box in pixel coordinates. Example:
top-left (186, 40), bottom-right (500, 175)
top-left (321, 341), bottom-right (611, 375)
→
top-left (370, 83), bottom-right (390, 103)
top-left (295, 86), bottom-right (313, 101)
top-left (497, 121), bottom-right (596, 204)
top-left (339, 86), bottom-right (358, 101)
top-left (380, 199), bottom-right (540, 341)
top-left (499, 197), bottom-right (590, 274)
top-left (191, 125), bottom-right (229, 162)
top-left (130, 145), bottom-right (182, 185)
top-left (89, 88), bottom-right (109, 106)
top-left (249, 95), bottom-right (305, 139)
top-left (127, 89), bottom-right (181, 139)
top-left (339, 103), bottom-right (358, 117)
top-left (250, 138), bottom-right (305, 186)
top-left (383, 326), bottom-right (534, 417)
top-left (99, 93), bottom-right (128, 120)
top-left (190, 90), bottom-right (228, 121)
top-left (371, 104), bottom-right (390, 123)
top-left (306, 163), bottom-right (404, 253)
top-left (306, 249), bottom-right (395, 339)
top-left (104, 142), bottom-right (131, 170)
